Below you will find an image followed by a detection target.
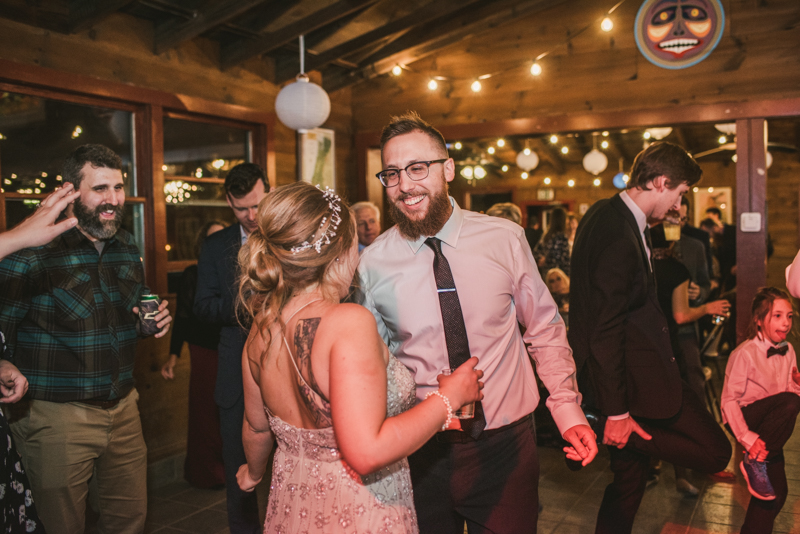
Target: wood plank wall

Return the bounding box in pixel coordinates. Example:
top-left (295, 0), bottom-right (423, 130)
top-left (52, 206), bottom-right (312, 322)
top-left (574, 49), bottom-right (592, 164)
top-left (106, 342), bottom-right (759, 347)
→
top-left (0, 14), bottom-right (356, 462)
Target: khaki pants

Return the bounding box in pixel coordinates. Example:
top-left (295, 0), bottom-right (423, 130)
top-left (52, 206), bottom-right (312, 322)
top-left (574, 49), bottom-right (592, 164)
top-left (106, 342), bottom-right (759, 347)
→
top-left (8, 389), bottom-right (147, 534)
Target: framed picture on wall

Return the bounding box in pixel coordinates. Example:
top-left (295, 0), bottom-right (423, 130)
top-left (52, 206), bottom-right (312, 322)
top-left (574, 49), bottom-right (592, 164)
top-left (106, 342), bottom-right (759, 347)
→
top-left (693, 186), bottom-right (733, 225)
top-left (298, 128), bottom-right (335, 190)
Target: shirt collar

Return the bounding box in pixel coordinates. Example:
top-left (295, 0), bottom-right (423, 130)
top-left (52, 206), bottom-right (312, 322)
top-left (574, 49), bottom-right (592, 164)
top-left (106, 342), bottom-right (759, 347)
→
top-left (619, 191), bottom-right (648, 234)
top-left (62, 226), bottom-right (119, 250)
top-left (240, 224), bottom-right (249, 245)
top-left (754, 333), bottom-right (788, 352)
top-left (406, 196), bottom-right (463, 254)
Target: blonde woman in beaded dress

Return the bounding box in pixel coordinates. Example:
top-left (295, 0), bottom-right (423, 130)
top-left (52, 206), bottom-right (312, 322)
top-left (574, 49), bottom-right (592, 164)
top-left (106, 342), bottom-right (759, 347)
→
top-left (235, 182), bottom-right (483, 533)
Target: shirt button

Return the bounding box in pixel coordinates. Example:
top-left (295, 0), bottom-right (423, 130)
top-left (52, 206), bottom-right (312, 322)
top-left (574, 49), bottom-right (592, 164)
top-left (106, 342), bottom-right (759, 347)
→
top-left (670, 357), bottom-right (676, 362)
top-left (662, 326), bottom-right (668, 333)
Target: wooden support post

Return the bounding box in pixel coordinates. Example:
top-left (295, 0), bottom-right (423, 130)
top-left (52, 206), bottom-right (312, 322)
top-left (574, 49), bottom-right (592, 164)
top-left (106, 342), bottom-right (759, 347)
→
top-left (735, 118), bottom-right (768, 343)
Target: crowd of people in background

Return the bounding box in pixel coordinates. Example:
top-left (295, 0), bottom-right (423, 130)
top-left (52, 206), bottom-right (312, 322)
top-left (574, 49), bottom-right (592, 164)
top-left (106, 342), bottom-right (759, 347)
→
top-left (0, 113), bottom-right (799, 534)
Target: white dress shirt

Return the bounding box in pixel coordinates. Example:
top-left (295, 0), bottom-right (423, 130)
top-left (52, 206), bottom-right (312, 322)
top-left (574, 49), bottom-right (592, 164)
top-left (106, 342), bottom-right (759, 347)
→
top-left (721, 336), bottom-right (800, 451)
top-left (619, 190), bottom-right (651, 270)
top-left (358, 197), bottom-right (587, 434)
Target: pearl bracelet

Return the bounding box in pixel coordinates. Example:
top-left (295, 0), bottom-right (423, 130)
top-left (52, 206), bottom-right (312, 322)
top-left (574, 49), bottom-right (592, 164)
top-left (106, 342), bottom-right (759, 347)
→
top-left (425, 390), bottom-right (454, 431)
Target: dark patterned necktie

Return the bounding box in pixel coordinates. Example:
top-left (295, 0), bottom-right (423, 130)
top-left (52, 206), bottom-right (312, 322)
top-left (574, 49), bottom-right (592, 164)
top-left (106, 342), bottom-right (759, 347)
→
top-left (425, 237), bottom-right (486, 438)
top-left (767, 344), bottom-right (789, 358)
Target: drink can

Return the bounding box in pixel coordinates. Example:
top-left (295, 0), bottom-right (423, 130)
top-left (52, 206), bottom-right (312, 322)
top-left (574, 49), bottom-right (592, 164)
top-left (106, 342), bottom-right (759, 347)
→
top-left (139, 294), bottom-right (161, 336)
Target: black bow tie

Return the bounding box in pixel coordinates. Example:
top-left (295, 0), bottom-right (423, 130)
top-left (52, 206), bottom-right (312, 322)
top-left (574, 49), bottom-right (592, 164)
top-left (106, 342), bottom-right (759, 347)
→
top-left (767, 344), bottom-right (789, 357)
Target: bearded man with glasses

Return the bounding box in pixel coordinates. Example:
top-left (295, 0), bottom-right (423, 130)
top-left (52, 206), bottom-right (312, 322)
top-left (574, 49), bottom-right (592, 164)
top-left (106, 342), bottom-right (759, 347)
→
top-left (358, 111), bottom-right (596, 534)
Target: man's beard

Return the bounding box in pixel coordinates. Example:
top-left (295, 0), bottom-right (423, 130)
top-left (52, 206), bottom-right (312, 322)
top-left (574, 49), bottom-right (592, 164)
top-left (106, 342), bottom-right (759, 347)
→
top-left (73, 199), bottom-right (124, 240)
top-left (388, 186), bottom-right (452, 241)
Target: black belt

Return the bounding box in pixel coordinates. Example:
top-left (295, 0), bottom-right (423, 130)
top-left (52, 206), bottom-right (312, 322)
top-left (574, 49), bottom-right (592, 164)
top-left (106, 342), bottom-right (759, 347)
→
top-left (435, 414), bottom-right (531, 443)
top-left (77, 390), bottom-right (130, 409)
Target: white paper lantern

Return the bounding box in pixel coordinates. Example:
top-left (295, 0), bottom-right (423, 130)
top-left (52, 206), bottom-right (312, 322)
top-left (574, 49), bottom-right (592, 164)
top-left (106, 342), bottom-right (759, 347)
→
top-left (275, 75), bottom-right (331, 132)
top-left (516, 150), bottom-right (539, 172)
top-left (582, 148), bottom-right (608, 175)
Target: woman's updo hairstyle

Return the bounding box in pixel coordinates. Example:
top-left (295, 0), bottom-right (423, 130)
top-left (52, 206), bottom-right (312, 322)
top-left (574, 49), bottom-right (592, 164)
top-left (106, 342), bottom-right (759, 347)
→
top-left (238, 182), bottom-right (355, 337)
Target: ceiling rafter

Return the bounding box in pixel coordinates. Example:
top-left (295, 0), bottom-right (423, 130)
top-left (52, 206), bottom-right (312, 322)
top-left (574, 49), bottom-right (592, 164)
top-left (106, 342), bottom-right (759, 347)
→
top-left (154, 0), bottom-right (268, 54)
top-left (69, 0), bottom-right (137, 34)
top-left (323, 0), bottom-right (566, 92)
top-left (274, 0), bottom-right (484, 85)
top-left (220, 0), bottom-right (379, 70)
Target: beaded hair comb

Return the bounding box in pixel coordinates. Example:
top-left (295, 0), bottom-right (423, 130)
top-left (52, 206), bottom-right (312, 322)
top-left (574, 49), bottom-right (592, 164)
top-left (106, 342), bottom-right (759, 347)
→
top-left (290, 186), bottom-right (342, 254)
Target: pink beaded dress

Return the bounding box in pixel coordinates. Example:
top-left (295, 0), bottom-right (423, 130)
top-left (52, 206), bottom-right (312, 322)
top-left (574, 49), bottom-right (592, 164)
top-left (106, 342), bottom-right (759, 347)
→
top-left (263, 320), bottom-right (419, 533)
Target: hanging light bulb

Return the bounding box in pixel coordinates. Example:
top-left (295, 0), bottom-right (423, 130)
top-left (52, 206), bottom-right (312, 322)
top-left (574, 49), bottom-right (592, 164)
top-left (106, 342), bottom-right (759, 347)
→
top-left (602, 131), bottom-right (610, 137)
top-left (428, 79), bottom-right (438, 90)
top-left (568, 179), bottom-right (575, 187)
top-left (550, 135), bottom-right (558, 144)
top-left (454, 142), bottom-right (462, 150)
top-left (275, 35), bottom-right (331, 132)
top-left (561, 146), bottom-right (569, 154)
top-left (391, 65), bottom-right (403, 76)
top-left (460, 166), bottom-right (474, 180)
top-left (543, 177), bottom-right (551, 185)
top-left (601, 140), bottom-right (609, 149)
top-left (501, 165), bottom-right (509, 172)
top-left (521, 172), bottom-right (529, 179)
top-left (718, 135), bottom-right (727, 144)
top-left (473, 166), bottom-right (487, 179)
top-left (593, 178), bottom-right (602, 186)
top-left (488, 146), bottom-right (496, 155)
top-left (643, 131), bottom-right (652, 139)
top-left (471, 80), bottom-right (482, 92)
top-left (601, 17), bottom-right (613, 32)
top-left (523, 147), bottom-right (531, 155)
top-left (530, 62), bottom-right (542, 76)
top-left (497, 139), bottom-right (505, 147)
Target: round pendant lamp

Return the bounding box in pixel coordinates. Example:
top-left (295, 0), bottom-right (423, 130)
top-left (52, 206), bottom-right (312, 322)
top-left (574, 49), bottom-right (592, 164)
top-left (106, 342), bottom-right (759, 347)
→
top-left (275, 36), bottom-right (331, 132)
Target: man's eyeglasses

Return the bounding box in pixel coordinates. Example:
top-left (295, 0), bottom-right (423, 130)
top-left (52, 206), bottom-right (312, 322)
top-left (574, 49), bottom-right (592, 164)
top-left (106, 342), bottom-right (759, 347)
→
top-left (375, 159), bottom-right (448, 188)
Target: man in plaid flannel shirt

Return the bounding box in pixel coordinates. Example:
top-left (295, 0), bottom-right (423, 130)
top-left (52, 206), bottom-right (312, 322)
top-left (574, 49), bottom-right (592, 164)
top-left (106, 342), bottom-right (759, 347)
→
top-left (0, 144), bottom-right (172, 534)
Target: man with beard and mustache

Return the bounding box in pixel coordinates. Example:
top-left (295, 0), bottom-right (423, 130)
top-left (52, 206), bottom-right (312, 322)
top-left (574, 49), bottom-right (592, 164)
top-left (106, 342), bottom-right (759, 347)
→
top-left (0, 144), bottom-right (172, 534)
top-left (357, 112), bottom-right (597, 534)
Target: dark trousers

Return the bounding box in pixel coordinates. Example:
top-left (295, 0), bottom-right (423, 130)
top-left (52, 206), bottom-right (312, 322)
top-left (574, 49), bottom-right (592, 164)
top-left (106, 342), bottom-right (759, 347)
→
top-left (596, 382), bottom-right (731, 534)
top-left (408, 414), bottom-right (538, 534)
top-left (738, 392), bottom-right (800, 534)
top-left (219, 395), bottom-right (260, 534)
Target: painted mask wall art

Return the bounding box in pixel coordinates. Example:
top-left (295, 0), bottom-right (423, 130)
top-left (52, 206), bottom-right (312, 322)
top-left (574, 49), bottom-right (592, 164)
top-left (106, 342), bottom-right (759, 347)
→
top-left (634, 0), bottom-right (725, 69)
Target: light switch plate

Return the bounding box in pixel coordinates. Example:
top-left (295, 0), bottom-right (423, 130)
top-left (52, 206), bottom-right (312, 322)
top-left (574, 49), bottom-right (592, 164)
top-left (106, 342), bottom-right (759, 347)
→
top-left (740, 212), bottom-right (762, 232)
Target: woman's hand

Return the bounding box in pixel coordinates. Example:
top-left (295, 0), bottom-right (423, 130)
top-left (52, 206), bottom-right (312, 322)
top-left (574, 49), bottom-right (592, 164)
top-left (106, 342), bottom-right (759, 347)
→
top-left (236, 464), bottom-right (262, 492)
top-left (161, 354), bottom-right (178, 380)
top-left (704, 299), bottom-right (730, 317)
top-left (436, 356), bottom-right (484, 410)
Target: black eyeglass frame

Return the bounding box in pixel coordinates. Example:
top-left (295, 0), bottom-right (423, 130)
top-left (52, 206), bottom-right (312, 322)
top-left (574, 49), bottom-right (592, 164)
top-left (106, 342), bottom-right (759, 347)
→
top-left (375, 159), bottom-right (448, 188)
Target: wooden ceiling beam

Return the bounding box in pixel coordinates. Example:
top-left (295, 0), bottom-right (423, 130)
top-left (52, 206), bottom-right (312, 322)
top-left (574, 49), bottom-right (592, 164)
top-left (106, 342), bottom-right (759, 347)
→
top-left (69, 0), bottom-right (137, 34)
top-left (323, 0), bottom-right (566, 92)
top-left (274, 0), bottom-right (483, 84)
top-left (220, 0), bottom-right (379, 70)
top-left (154, 0), bottom-right (267, 54)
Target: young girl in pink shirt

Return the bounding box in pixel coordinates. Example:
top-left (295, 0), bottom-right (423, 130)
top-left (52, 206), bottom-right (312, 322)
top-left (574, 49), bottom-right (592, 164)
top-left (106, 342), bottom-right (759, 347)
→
top-left (721, 287), bottom-right (800, 534)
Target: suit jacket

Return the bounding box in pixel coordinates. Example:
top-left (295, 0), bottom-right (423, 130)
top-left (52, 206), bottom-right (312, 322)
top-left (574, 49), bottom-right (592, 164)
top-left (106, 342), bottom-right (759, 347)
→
top-left (681, 224), bottom-right (713, 278)
top-left (194, 223), bottom-right (248, 409)
top-left (568, 194), bottom-right (682, 420)
top-left (674, 234), bottom-right (711, 306)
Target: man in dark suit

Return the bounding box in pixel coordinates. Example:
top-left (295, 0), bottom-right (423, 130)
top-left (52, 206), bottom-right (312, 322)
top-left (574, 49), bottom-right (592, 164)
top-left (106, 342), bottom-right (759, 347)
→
top-left (569, 142), bottom-right (731, 534)
top-left (195, 163), bottom-right (269, 534)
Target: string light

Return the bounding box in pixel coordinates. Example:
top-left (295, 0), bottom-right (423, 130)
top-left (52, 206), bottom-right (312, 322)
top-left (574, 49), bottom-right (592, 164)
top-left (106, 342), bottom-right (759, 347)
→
top-left (501, 165), bottom-right (509, 172)
top-left (693, 187), bottom-right (699, 193)
top-left (549, 135), bottom-right (558, 144)
top-left (454, 142), bottom-right (462, 150)
top-left (601, 17), bottom-right (613, 32)
top-left (488, 146), bottom-right (495, 154)
top-left (530, 62), bottom-right (542, 76)
top-left (568, 179), bottom-right (575, 187)
top-left (521, 172), bottom-right (529, 179)
top-left (428, 79), bottom-right (438, 90)
top-left (523, 147), bottom-right (532, 155)
top-left (161, 165), bottom-right (169, 171)
top-left (718, 135), bottom-right (727, 144)
top-left (643, 131), bottom-right (652, 139)
top-left (708, 187), bottom-right (714, 193)
top-left (474, 166), bottom-right (487, 179)
top-left (602, 131), bottom-right (609, 137)
top-left (391, 65), bottom-right (402, 76)
top-left (561, 146), bottom-right (569, 154)
top-left (497, 139), bottom-right (505, 147)
top-left (544, 177), bottom-right (551, 185)
top-left (212, 159), bottom-right (225, 169)
top-left (471, 80), bottom-right (482, 92)
top-left (593, 178), bottom-right (602, 186)
top-left (71, 126), bottom-right (83, 139)
top-left (601, 140), bottom-right (609, 149)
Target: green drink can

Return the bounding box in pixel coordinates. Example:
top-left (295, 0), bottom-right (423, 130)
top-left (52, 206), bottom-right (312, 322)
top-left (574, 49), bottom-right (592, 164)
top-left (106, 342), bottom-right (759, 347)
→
top-left (139, 294), bottom-right (161, 336)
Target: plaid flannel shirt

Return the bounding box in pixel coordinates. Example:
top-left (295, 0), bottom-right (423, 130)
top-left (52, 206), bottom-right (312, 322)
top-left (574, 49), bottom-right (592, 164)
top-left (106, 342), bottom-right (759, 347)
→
top-left (0, 227), bottom-right (145, 402)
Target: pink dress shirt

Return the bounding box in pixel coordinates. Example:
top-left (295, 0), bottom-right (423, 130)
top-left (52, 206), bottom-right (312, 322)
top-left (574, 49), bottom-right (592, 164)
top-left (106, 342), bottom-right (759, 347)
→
top-left (721, 336), bottom-right (800, 451)
top-left (358, 198), bottom-right (587, 434)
